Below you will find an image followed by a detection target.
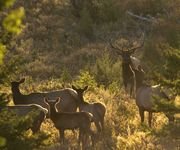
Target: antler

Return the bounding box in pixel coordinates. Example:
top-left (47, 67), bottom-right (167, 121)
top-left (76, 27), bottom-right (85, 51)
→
top-left (109, 39), bottom-right (123, 55)
top-left (127, 31), bottom-right (145, 54)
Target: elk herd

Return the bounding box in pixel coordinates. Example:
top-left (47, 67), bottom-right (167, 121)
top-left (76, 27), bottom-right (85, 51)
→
top-left (0, 32), bottom-right (176, 149)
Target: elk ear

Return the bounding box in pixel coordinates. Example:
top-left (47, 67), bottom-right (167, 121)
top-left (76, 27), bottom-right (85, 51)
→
top-left (44, 97), bottom-right (48, 104)
top-left (83, 86), bottom-right (88, 91)
top-left (56, 97), bottom-right (61, 103)
top-left (19, 78), bottom-right (25, 84)
top-left (72, 85), bottom-right (77, 91)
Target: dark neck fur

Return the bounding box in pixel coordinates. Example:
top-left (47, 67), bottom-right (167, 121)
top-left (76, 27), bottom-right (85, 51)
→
top-left (49, 104), bottom-right (58, 120)
top-left (11, 84), bottom-right (24, 104)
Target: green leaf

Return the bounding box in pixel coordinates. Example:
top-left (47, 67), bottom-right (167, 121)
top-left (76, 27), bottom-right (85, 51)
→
top-left (0, 136), bottom-right (6, 147)
top-left (0, 0), bottom-right (16, 10)
top-left (0, 43), bottom-right (6, 64)
top-left (3, 7), bottom-right (25, 34)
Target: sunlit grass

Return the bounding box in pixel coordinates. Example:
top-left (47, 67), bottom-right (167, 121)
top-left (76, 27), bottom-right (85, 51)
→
top-left (2, 79), bottom-right (179, 149)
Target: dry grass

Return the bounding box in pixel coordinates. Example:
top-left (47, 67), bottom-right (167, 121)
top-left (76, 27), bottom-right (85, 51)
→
top-left (2, 80), bottom-right (179, 150)
top-left (36, 85), bottom-right (179, 150)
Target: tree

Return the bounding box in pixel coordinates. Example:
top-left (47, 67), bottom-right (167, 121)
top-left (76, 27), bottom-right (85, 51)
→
top-left (0, 0), bottom-right (24, 64)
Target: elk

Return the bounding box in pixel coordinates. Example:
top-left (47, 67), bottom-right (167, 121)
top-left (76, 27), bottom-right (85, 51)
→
top-left (72, 85), bottom-right (106, 133)
top-left (133, 65), bottom-right (174, 127)
top-left (44, 97), bottom-right (94, 148)
top-left (11, 78), bottom-right (78, 113)
top-left (0, 104), bottom-right (48, 133)
top-left (109, 33), bottom-right (144, 97)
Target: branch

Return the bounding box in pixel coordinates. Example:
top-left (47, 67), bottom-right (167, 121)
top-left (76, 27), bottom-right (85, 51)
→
top-left (126, 11), bottom-right (157, 23)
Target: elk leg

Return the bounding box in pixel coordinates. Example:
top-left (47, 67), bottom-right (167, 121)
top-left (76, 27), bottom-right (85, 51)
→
top-left (78, 129), bottom-right (82, 146)
top-left (81, 132), bottom-right (86, 150)
top-left (124, 83), bottom-right (127, 93)
top-left (139, 107), bottom-right (144, 123)
top-left (94, 121), bottom-right (102, 132)
top-left (31, 120), bottom-right (41, 134)
top-left (165, 113), bottom-right (175, 123)
top-left (148, 111), bottom-right (153, 127)
top-left (100, 119), bottom-right (104, 132)
top-left (130, 83), bottom-right (134, 98)
top-left (59, 130), bottom-right (64, 144)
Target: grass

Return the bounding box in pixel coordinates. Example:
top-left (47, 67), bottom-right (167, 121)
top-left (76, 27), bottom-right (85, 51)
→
top-left (2, 79), bottom-right (180, 150)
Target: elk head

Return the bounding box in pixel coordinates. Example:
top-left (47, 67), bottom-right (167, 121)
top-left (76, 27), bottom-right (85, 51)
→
top-left (109, 32), bottom-right (145, 64)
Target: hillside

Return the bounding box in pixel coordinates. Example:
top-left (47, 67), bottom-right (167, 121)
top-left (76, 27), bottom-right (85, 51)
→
top-left (0, 0), bottom-right (179, 149)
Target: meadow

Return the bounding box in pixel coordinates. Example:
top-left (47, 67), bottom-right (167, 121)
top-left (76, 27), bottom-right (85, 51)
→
top-left (0, 0), bottom-right (179, 149)
top-left (1, 76), bottom-right (179, 150)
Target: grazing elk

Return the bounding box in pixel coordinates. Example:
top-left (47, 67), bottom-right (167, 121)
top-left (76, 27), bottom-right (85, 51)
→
top-left (44, 98), bottom-right (94, 148)
top-left (134, 65), bottom-right (174, 127)
top-left (72, 85), bottom-right (106, 133)
top-left (109, 33), bottom-right (144, 97)
top-left (0, 104), bottom-right (48, 133)
top-left (11, 78), bottom-right (78, 113)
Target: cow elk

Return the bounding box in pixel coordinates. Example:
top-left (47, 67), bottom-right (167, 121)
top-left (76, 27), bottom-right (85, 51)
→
top-left (134, 65), bottom-right (174, 127)
top-left (72, 85), bottom-right (106, 133)
top-left (44, 97), bottom-right (94, 148)
top-left (11, 78), bottom-right (78, 113)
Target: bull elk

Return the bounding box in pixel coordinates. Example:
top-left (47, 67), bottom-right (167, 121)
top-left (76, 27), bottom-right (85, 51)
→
top-left (109, 32), bottom-right (145, 97)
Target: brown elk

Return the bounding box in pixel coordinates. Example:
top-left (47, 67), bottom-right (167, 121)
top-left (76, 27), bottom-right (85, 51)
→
top-left (72, 85), bottom-right (106, 133)
top-left (133, 65), bottom-right (174, 127)
top-left (109, 33), bottom-right (144, 97)
top-left (44, 97), bottom-right (94, 148)
top-left (11, 78), bottom-right (78, 113)
top-left (0, 104), bottom-right (48, 133)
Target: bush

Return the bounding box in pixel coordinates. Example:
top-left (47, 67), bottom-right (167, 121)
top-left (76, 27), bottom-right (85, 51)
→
top-left (0, 110), bottom-right (49, 150)
top-left (77, 8), bottom-right (93, 38)
top-left (93, 52), bottom-right (122, 88)
top-left (72, 70), bottom-right (97, 90)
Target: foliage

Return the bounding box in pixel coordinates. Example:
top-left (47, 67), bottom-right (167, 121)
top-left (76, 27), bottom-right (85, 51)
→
top-left (153, 97), bottom-right (180, 114)
top-left (0, 110), bottom-right (49, 150)
top-left (60, 67), bottom-right (72, 84)
top-left (93, 52), bottom-right (122, 88)
top-left (72, 70), bottom-right (97, 90)
top-left (0, 44), bottom-right (6, 64)
top-left (78, 8), bottom-right (93, 37)
top-left (0, 0), bottom-right (24, 65)
top-left (0, 0), bottom-right (179, 149)
top-left (0, 93), bottom-right (9, 107)
top-left (3, 7), bottom-right (25, 34)
top-left (161, 47), bottom-right (180, 94)
top-left (0, 0), bottom-right (15, 10)
top-left (0, 136), bottom-right (6, 148)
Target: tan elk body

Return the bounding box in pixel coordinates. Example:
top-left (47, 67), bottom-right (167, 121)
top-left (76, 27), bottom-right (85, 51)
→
top-left (134, 66), bottom-right (174, 127)
top-left (11, 78), bottom-right (78, 112)
top-left (72, 85), bottom-right (106, 133)
top-left (44, 98), bottom-right (94, 147)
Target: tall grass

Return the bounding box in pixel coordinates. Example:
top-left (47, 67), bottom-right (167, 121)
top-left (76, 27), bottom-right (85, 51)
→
top-left (2, 78), bottom-right (179, 150)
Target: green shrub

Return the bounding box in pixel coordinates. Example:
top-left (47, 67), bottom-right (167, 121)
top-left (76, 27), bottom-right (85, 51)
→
top-left (78, 8), bottom-right (93, 38)
top-left (72, 70), bottom-right (97, 90)
top-left (0, 110), bottom-right (49, 150)
top-left (93, 52), bottom-right (122, 88)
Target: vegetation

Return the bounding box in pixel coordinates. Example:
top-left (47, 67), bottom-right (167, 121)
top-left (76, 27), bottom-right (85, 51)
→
top-left (0, 0), bottom-right (179, 149)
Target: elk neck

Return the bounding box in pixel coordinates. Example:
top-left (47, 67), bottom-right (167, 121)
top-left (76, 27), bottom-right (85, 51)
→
top-left (48, 103), bottom-right (58, 119)
top-left (134, 70), bottom-right (147, 92)
top-left (11, 84), bottom-right (24, 104)
top-left (77, 95), bottom-right (89, 108)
